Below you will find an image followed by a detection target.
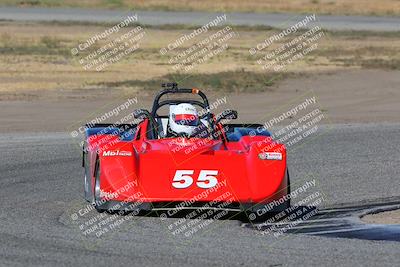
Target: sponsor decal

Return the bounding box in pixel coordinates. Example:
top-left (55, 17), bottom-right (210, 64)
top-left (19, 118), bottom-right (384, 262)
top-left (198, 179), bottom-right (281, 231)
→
top-left (258, 152), bottom-right (282, 160)
top-left (102, 150), bottom-right (132, 157)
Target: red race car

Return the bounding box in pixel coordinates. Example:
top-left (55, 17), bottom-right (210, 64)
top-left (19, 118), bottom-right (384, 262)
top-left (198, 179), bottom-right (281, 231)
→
top-left (82, 83), bottom-right (290, 216)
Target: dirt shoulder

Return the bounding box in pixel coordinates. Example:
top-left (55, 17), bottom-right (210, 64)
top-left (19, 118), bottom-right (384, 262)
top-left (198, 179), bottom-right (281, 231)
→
top-left (1, 21), bottom-right (399, 133)
top-left (1, 69), bottom-right (399, 133)
top-left (362, 209), bottom-right (400, 225)
top-left (0, 22), bottom-right (399, 96)
top-left (2, 0), bottom-right (400, 16)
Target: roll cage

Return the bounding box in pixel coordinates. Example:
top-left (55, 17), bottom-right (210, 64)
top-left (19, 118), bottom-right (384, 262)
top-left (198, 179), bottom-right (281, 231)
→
top-left (151, 83), bottom-right (210, 117)
top-left (140, 83), bottom-right (216, 140)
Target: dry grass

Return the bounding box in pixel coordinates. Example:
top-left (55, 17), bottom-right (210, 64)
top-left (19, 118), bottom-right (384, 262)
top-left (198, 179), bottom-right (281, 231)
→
top-left (1, 0), bottom-right (400, 16)
top-left (0, 21), bottom-right (399, 96)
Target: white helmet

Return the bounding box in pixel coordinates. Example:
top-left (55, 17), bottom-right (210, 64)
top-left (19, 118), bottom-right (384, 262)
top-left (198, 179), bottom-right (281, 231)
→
top-left (169, 103), bottom-right (199, 137)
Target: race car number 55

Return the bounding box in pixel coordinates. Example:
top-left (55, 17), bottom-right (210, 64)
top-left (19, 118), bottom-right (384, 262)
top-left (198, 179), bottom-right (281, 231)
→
top-left (172, 170), bottom-right (218, 189)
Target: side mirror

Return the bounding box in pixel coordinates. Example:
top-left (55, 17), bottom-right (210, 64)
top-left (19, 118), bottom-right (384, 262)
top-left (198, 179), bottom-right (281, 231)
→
top-left (216, 109), bottom-right (238, 124)
top-left (133, 109), bottom-right (151, 120)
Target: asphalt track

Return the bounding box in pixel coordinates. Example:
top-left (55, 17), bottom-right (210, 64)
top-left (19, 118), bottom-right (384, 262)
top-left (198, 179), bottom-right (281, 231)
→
top-left (1, 123), bottom-right (399, 266)
top-left (246, 200), bottom-right (400, 242)
top-left (0, 7), bottom-right (400, 31)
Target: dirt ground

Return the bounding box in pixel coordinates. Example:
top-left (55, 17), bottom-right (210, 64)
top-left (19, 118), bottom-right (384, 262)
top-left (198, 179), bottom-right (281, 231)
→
top-left (1, 22), bottom-right (399, 133)
top-left (362, 209), bottom-right (400, 225)
top-left (1, 22), bottom-right (399, 95)
top-left (1, 69), bottom-right (399, 133)
top-left (2, 0), bottom-right (400, 16)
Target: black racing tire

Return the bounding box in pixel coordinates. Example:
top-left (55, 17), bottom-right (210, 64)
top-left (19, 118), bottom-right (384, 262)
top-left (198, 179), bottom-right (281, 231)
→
top-left (83, 144), bottom-right (94, 203)
top-left (93, 156), bottom-right (105, 213)
top-left (285, 168), bottom-right (291, 208)
top-left (246, 168), bottom-right (291, 223)
top-left (84, 173), bottom-right (91, 202)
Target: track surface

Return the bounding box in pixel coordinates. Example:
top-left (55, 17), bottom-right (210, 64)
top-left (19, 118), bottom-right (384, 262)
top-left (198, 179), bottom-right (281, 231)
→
top-left (247, 200), bottom-right (400, 242)
top-left (1, 123), bottom-right (399, 266)
top-left (1, 7), bottom-right (400, 31)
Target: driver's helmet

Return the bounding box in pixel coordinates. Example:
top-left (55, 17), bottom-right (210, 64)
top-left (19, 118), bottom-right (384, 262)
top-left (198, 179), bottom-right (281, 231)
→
top-left (169, 103), bottom-right (199, 137)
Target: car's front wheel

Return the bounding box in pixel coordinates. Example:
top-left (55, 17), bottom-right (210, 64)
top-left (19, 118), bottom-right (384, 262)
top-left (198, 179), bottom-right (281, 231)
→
top-left (285, 168), bottom-right (291, 208)
top-left (84, 173), bottom-right (91, 202)
top-left (93, 157), bottom-right (105, 212)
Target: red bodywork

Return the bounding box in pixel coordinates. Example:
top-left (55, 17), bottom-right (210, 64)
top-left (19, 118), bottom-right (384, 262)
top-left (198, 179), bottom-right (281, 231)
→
top-left (85, 119), bottom-right (288, 207)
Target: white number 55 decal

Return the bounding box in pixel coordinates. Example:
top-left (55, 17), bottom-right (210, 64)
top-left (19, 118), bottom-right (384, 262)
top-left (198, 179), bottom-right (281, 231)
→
top-left (172, 170), bottom-right (218, 189)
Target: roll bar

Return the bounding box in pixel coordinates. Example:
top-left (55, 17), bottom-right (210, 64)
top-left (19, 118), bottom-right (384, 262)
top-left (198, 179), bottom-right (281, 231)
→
top-left (151, 83), bottom-right (210, 117)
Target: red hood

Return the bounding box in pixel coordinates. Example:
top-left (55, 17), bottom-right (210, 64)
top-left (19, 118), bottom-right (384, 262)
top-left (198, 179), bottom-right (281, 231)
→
top-left (145, 138), bottom-right (223, 156)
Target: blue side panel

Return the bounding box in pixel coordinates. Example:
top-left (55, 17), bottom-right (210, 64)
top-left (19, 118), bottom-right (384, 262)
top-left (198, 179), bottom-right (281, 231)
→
top-left (85, 127), bottom-right (136, 141)
top-left (226, 127), bottom-right (270, 142)
top-left (86, 127), bottom-right (119, 136)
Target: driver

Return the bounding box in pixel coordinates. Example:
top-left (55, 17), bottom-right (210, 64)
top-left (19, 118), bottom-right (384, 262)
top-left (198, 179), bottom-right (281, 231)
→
top-left (168, 103), bottom-right (208, 138)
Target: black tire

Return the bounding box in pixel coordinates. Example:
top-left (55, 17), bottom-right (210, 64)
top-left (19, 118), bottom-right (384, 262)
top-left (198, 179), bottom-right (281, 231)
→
top-left (247, 168), bottom-right (291, 222)
top-left (84, 173), bottom-right (91, 201)
top-left (93, 156), bottom-right (105, 213)
top-left (285, 168), bottom-right (291, 208)
top-left (83, 144), bottom-right (93, 202)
